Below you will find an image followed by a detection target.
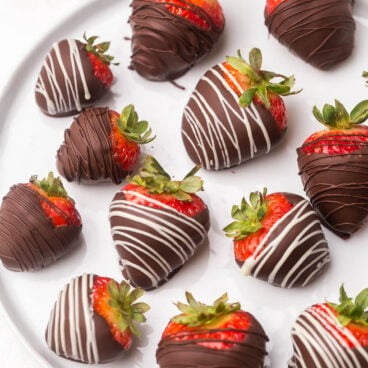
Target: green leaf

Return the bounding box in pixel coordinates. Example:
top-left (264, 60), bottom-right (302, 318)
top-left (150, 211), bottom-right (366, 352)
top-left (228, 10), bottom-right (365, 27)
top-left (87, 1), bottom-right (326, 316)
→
top-left (322, 104), bottom-right (337, 126)
top-left (249, 48), bottom-right (262, 71)
top-left (239, 88), bottom-right (257, 107)
top-left (350, 100), bottom-right (368, 124)
top-left (172, 190), bottom-right (193, 201)
top-left (256, 86), bottom-right (270, 108)
top-left (335, 100), bottom-right (350, 128)
top-left (180, 176), bottom-right (203, 193)
top-left (313, 106), bottom-right (324, 124)
top-left (268, 83), bottom-right (290, 95)
top-left (355, 288), bottom-right (368, 310)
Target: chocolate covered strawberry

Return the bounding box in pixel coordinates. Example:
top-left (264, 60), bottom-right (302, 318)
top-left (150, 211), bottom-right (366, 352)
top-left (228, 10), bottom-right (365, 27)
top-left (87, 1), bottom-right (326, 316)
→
top-left (182, 47), bottom-right (300, 170)
top-left (265, 0), bottom-right (355, 70)
top-left (129, 0), bottom-right (224, 81)
top-left (156, 292), bottom-right (269, 368)
top-left (35, 33), bottom-right (118, 116)
top-left (297, 99), bottom-right (368, 238)
top-left (223, 189), bottom-right (330, 288)
top-left (57, 105), bottom-right (154, 184)
top-left (46, 274), bottom-right (150, 364)
top-left (109, 155), bottom-right (210, 290)
top-left (289, 285), bottom-right (368, 368)
top-left (0, 172), bottom-right (82, 271)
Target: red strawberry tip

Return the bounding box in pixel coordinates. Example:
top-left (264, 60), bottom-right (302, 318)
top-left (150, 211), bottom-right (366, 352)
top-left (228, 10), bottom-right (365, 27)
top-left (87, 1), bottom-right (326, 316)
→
top-left (172, 292), bottom-right (241, 327)
top-left (223, 188), bottom-right (268, 241)
top-left (313, 99), bottom-right (368, 131)
top-left (29, 172), bottom-right (69, 200)
top-left (114, 104), bottom-right (155, 144)
top-left (327, 285), bottom-right (368, 328)
top-left (226, 48), bottom-right (301, 108)
top-left (83, 32), bottom-right (119, 66)
top-left (128, 155), bottom-right (204, 202)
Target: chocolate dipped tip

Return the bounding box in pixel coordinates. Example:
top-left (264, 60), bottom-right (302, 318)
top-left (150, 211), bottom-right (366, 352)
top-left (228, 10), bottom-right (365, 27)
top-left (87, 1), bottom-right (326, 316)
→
top-left (129, 0), bottom-right (224, 81)
top-left (265, 0), bottom-right (355, 70)
top-left (35, 39), bottom-right (107, 117)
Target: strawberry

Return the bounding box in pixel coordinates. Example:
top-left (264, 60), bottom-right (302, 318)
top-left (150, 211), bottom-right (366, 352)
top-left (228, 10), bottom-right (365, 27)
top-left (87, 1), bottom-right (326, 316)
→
top-left (181, 48), bottom-right (299, 171)
top-left (109, 156), bottom-right (210, 290)
top-left (156, 292), bottom-right (268, 367)
top-left (0, 172), bottom-right (82, 271)
top-left (289, 285), bottom-right (368, 368)
top-left (154, 0), bottom-right (225, 30)
top-left (35, 34), bottom-right (117, 117)
top-left (223, 189), bottom-right (329, 288)
top-left (129, 0), bottom-right (224, 81)
top-left (46, 274), bottom-right (149, 364)
top-left (265, 0), bottom-right (288, 15)
top-left (92, 277), bottom-right (150, 350)
top-left (297, 99), bottom-right (368, 238)
top-left (57, 105), bottom-right (154, 184)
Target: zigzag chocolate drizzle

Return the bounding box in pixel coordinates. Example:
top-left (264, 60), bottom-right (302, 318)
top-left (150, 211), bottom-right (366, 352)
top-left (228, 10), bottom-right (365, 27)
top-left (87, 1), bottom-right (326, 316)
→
top-left (265, 0), bottom-right (355, 70)
top-left (297, 147), bottom-right (368, 238)
top-left (181, 64), bottom-right (281, 170)
top-left (288, 304), bottom-right (368, 367)
top-left (109, 190), bottom-right (210, 290)
top-left (156, 312), bottom-right (269, 368)
top-left (0, 184), bottom-right (81, 271)
top-left (57, 107), bottom-right (128, 184)
top-left (241, 193), bottom-right (330, 288)
top-left (129, 0), bottom-right (224, 81)
top-left (35, 39), bottom-right (106, 116)
top-left (46, 274), bottom-right (123, 364)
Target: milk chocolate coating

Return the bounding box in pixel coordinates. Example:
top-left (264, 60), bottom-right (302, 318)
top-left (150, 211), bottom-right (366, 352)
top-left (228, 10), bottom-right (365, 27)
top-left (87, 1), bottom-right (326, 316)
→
top-left (129, 0), bottom-right (224, 81)
top-left (181, 64), bottom-right (283, 170)
top-left (156, 311), bottom-right (269, 368)
top-left (0, 184), bottom-right (81, 272)
top-left (265, 0), bottom-right (355, 70)
top-left (109, 190), bottom-right (210, 290)
top-left (240, 193), bottom-right (330, 288)
top-left (57, 107), bottom-right (128, 184)
top-left (289, 303), bottom-right (368, 367)
top-left (46, 274), bottom-right (123, 364)
top-left (35, 39), bottom-right (107, 117)
top-left (297, 147), bottom-right (368, 238)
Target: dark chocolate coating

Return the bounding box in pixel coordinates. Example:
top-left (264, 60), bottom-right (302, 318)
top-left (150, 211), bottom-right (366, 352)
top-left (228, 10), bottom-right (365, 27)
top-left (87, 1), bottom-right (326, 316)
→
top-left (129, 0), bottom-right (224, 81)
top-left (297, 147), bottom-right (368, 238)
top-left (289, 303), bottom-right (368, 367)
top-left (239, 193), bottom-right (330, 288)
top-left (46, 274), bottom-right (123, 364)
top-left (0, 184), bottom-right (81, 272)
top-left (181, 64), bottom-right (283, 170)
top-left (156, 311), bottom-right (269, 368)
top-left (35, 39), bottom-right (107, 117)
top-left (109, 190), bottom-right (210, 290)
top-left (57, 107), bottom-right (128, 184)
top-left (265, 0), bottom-right (355, 70)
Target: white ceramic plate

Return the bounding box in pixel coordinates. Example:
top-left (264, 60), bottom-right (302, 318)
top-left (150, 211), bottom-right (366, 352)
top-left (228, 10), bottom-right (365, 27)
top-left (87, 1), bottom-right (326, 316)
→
top-left (0, 0), bottom-right (368, 367)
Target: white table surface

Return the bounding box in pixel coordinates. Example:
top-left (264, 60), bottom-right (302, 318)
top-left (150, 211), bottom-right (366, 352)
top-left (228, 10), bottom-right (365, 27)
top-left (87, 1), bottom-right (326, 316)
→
top-left (0, 2), bottom-right (92, 366)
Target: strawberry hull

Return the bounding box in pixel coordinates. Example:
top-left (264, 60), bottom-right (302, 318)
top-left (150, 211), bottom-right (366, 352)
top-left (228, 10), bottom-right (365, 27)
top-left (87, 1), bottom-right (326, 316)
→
top-left (265, 0), bottom-right (355, 70)
top-left (35, 39), bottom-right (107, 117)
top-left (129, 0), bottom-right (224, 81)
top-left (109, 190), bottom-right (210, 290)
top-left (181, 64), bottom-right (283, 171)
top-left (297, 148), bottom-right (368, 238)
top-left (57, 107), bottom-right (129, 184)
top-left (239, 193), bottom-right (330, 288)
top-left (0, 184), bottom-right (81, 272)
top-left (289, 304), bottom-right (368, 368)
top-left (156, 312), bottom-right (268, 368)
top-left (46, 274), bottom-right (124, 364)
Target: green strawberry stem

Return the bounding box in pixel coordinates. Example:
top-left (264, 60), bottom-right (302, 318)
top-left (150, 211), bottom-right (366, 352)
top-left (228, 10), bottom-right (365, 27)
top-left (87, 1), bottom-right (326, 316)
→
top-left (226, 48), bottom-right (301, 108)
top-left (223, 188), bottom-right (268, 241)
top-left (363, 71), bottom-right (368, 86)
top-left (172, 292), bottom-right (240, 327)
top-left (29, 172), bottom-right (68, 199)
top-left (313, 99), bottom-right (368, 130)
top-left (107, 280), bottom-right (150, 337)
top-left (83, 33), bottom-right (118, 66)
top-left (116, 104), bottom-right (155, 144)
top-left (328, 285), bottom-right (368, 327)
top-left (128, 156), bottom-right (203, 202)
